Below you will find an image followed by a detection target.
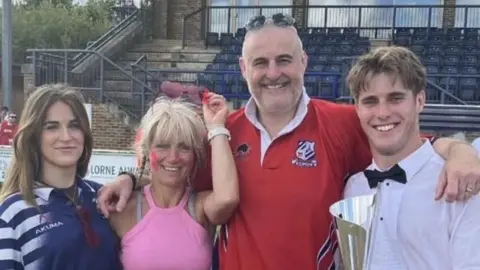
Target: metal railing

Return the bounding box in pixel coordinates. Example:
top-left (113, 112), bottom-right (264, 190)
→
top-left (208, 5), bottom-right (480, 35)
top-left (25, 4), bottom-right (154, 120)
top-left (26, 7), bottom-right (143, 74)
top-left (74, 9), bottom-right (141, 66)
top-left (131, 55), bottom-right (149, 94)
top-left (130, 54), bottom-right (166, 115)
top-left (426, 74), bottom-right (479, 105)
top-left (182, 5), bottom-right (480, 47)
top-left (421, 104), bottom-right (480, 132)
top-left (112, 0), bottom-right (154, 40)
top-left (27, 49), bottom-right (156, 121)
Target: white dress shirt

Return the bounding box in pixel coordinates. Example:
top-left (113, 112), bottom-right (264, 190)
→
top-left (472, 137), bottom-right (480, 152)
top-left (344, 140), bottom-right (480, 270)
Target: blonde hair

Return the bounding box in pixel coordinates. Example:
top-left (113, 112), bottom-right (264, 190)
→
top-left (134, 96), bottom-right (203, 168)
top-left (135, 97), bottom-right (207, 183)
top-left (347, 46), bottom-right (426, 99)
top-left (0, 84), bottom-right (93, 206)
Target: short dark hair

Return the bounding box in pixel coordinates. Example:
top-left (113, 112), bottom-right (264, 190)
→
top-left (347, 46), bottom-right (427, 99)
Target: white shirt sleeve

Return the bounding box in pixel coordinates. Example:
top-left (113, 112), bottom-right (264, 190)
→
top-left (472, 138), bottom-right (480, 152)
top-left (450, 195), bottom-right (480, 268)
top-left (0, 219), bottom-right (24, 269)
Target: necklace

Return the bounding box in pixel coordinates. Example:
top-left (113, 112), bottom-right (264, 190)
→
top-left (62, 183), bottom-right (81, 209)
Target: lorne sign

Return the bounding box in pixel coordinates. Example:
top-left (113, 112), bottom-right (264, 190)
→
top-left (0, 146), bottom-right (137, 185)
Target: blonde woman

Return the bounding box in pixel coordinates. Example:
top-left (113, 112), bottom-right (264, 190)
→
top-left (108, 93), bottom-right (238, 270)
top-left (0, 85), bottom-right (122, 270)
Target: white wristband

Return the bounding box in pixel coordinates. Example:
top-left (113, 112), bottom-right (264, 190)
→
top-left (207, 126), bottom-right (231, 142)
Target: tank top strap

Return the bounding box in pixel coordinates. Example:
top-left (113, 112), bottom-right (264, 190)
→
top-left (143, 185), bottom-right (157, 208)
top-left (187, 192), bottom-right (197, 221)
top-left (136, 191), bottom-right (143, 222)
top-left (177, 188), bottom-right (191, 208)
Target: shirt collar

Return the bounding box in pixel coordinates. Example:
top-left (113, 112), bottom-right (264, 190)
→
top-left (370, 139), bottom-right (435, 182)
top-left (34, 178), bottom-right (96, 201)
top-left (34, 187), bottom-right (54, 201)
top-left (244, 87), bottom-right (311, 136)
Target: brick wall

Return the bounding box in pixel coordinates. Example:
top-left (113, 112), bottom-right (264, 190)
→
top-left (292, 0), bottom-right (308, 29)
top-left (153, 0), bottom-right (168, 39)
top-left (165, 0), bottom-right (204, 40)
top-left (91, 104), bottom-right (136, 150)
top-left (443, 0), bottom-right (456, 28)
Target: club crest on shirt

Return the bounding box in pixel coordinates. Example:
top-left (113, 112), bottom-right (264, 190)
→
top-left (234, 143), bottom-right (251, 159)
top-left (292, 140), bottom-right (317, 167)
top-left (39, 213), bottom-right (50, 224)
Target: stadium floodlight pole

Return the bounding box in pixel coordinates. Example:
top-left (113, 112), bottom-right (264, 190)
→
top-left (2, 0), bottom-right (13, 109)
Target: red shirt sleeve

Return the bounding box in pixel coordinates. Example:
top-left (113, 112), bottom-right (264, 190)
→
top-left (340, 105), bottom-right (372, 176)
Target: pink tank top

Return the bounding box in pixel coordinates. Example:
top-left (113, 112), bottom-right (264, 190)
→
top-left (121, 185), bottom-right (213, 270)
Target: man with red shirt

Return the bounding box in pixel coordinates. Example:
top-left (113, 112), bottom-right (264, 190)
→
top-left (0, 113), bottom-right (18, 145)
top-left (98, 13), bottom-right (480, 270)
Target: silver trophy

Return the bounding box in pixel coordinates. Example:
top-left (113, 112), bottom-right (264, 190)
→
top-left (329, 194), bottom-right (378, 270)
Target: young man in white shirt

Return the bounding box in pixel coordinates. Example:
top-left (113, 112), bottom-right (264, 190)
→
top-left (343, 46), bottom-right (480, 270)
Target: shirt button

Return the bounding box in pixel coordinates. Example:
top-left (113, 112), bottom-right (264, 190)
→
top-left (380, 217), bottom-right (384, 221)
top-left (386, 183), bottom-right (390, 186)
top-left (67, 202), bottom-right (73, 206)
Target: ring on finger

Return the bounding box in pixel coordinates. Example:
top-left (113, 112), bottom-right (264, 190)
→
top-left (474, 181), bottom-right (480, 194)
top-left (465, 186), bottom-right (474, 197)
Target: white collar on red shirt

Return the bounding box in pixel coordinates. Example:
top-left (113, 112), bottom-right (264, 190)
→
top-left (244, 86), bottom-right (311, 136)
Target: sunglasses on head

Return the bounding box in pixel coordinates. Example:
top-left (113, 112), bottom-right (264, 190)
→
top-left (245, 13), bottom-right (295, 31)
top-left (148, 84), bottom-right (209, 116)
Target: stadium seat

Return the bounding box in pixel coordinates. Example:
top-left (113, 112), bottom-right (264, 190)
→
top-left (458, 77), bottom-right (477, 101)
top-left (206, 32), bottom-right (219, 46)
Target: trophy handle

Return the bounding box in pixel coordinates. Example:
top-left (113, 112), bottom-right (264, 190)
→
top-left (363, 187), bottom-right (382, 270)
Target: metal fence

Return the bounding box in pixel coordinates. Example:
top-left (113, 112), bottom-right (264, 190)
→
top-left (26, 6), bottom-right (155, 121)
top-left (27, 49), bottom-right (155, 121)
top-left (205, 5), bottom-right (480, 38)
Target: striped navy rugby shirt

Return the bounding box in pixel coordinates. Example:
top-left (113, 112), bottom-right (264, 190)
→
top-left (0, 179), bottom-right (123, 270)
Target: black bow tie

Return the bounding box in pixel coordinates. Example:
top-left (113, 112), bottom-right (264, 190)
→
top-left (364, 164), bottom-right (407, 189)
